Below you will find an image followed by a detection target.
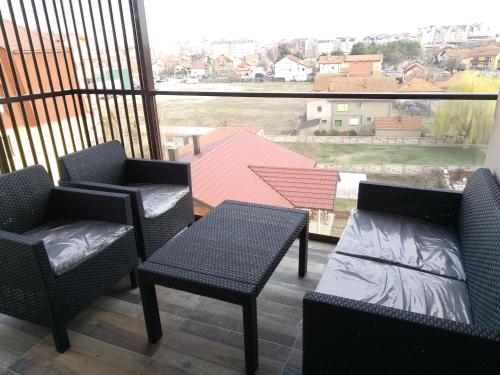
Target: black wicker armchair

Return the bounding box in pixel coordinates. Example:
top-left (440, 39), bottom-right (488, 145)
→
top-left (0, 165), bottom-right (138, 353)
top-left (303, 168), bottom-right (500, 374)
top-left (58, 141), bottom-right (194, 260)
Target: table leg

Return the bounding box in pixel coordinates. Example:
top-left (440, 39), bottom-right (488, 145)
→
top-left (242, 297), bottom-right (258, 374)
top-left (139, 282), bottom-right (163, 343)
top-left (299, 223), bottom-right (308, 277)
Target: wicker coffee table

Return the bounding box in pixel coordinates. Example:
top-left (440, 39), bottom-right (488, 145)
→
top-left (137, 200), bottom-right (308, 374)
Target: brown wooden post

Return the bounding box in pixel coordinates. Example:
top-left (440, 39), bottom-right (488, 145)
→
top-left (131, 0), bottom-right (163, 160)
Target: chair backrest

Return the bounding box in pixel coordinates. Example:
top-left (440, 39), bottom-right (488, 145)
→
top-left (58, 141), bottom-right (127, 185)
top-left (0, 165), bottom-right (54, 233)
top-left (459, 168), bottom-right (500, 333)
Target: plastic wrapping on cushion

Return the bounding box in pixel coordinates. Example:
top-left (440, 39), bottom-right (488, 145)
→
top-left (129, 183), bottom-right (190, 219)
top-left (316, 253), bottom-right (472, 324)
top-left (25, 220), bottom-right (133, 276)
top-left (336, 209), bottom-right (465, 280)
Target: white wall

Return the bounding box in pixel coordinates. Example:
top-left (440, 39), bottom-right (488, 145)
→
top-left (319, 63), bottom-right (341, 73)
top-left (274, 58), bottom-right (312, 81)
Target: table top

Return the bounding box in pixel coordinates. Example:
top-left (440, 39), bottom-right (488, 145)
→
top-left (139, 200), bottom-right (308, 295)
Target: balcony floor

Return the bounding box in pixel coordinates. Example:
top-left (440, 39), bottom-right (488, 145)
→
top-left (0, 240), bottom-right (332, 375)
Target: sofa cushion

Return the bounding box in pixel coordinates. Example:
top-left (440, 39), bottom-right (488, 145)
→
top-left (25, 220), bottom-right (133, 276)
top-left (129, 183), bottom-right (190, 219)
top-left (336, 209), bottom-right (465, 280)
top-left (316, 253), bottom-right (472, 324)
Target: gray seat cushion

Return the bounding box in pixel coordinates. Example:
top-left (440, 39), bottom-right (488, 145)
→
top-left (25, 220), bottom-right (133, 276)
top-left (336, 209), bottom-right (465, 280)
top-left (316, 253), bottom-right (472, 324)
top-left (129, 183), bottom-right (190, 219)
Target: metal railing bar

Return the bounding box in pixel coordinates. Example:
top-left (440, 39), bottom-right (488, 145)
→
top-left (107, 0), bottom-right (135, 156)
top-left (119, 0), bottom-right (144, 158)
top-left (40, 0), bottom-right (78, 152)
top-left (96, 0), bottom-right (126, 146)
top-left (85, 0), bottom-right (113, 142)
top-left (51, 0), bottom-right (86, 149)
top-left (67, 0), bottom-right (98, 146)
top-left (76, 0), bottom-right (103, 145)
top-left (0, 109), bottom-right (15, 170)
top-left (5, 1), bottom-right (51, 171)
top-left (31, 0), bottom-right (69, 155)
top-left (57, 0), bottom-right (92, 147)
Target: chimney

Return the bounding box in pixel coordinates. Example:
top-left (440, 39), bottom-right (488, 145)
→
top-left (192, 134), bottom-right (201, 155)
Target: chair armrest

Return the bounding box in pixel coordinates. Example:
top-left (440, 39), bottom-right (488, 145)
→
top-left (51, 187), bottom-right (133, 225)
top-left (0, 229), bottom-right (54, 287)
top-left (357, 181), bottom-right (463, 227)
top-left (126, 158), bottom-right (191, 187)
top-left (303, 291), bottom-right (500, 373)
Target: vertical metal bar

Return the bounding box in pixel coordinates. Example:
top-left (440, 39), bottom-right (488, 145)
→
top-left (57, 0), bottom-right (92, 147)
top-left (67, 0), bottom-right (99, 146)
top-left (85, 0), bottom-right (114, 142)
top-left (4, 2), bottom-right (52, 172)
top-left (74, 0), bottom-right (102, 146)
top-left (131, 0), bottom-right (161, 159)
top-left (18, 0), bottom-right (61, 170)
top-left (39, 0), bottom-right (78, 153)
top-left (129, 0), bottom-right (151, 157)
top-left (107, 0), bottom-right (135, 157)
top-left (118, 0), bottom-right (144, 158)
top-left (96, 0), bottom-right (126, 146)
top-left (0, 6), bottom-right (37, 165)
top-left (31, 0), bottom-right (69, 155)
top-left (0, 113), bottom-right (14, 172)
top-left (50, 0), bottom-right (86, 149)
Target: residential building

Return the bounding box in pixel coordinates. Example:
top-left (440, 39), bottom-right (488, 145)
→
top-left (212, 54), bottom-right (237, 78)
top-left (190, 60), bottom-right (211, 78)
top-left (398, 78), bottom-right (444, 92)
top-left (363, 33), bottom-right (418, 44)
top-left (318, 54), bottom-right (383, 76)
top-left (178, 129), bottom-right (339, 233)
top-left (307, 75), bottom-right (398, 132)
top-left (211, 39), bottom-right (257, 59)
top-left (291, 38), bottom-right (318, 58)
top-left (434, 43), bottom-right (500, 71)
top-left (274, 55), bottom-right (313, 81)
top-left (418, 24), bottom-right (492, 45)
top-left (374, 116), bottom-right (424, 137)
top-left (318, 37), bottom-right (356, 54)
top-left (384, 60), bottom-right (427, 82)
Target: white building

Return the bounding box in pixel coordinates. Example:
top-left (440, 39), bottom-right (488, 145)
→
top-left (274, 55), bottom-right (313, 81)
top-left (211, 39), bottom-right (257, 59)
top-left (418, 24), bottom-right (492, 45)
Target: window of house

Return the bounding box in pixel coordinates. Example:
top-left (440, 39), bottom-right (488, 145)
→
top-left (337, 103), bottom-right (348, 112)
top-left (335, 119), bottom-right (342, 127)
top-left (317, 105), bottom-right (322, 113)
top-left (349, 118), bottom-right (360, 126)
top-left (321, 120), bottom-right (327, 124)
top-left (367, 117), bottom-right (372, 123)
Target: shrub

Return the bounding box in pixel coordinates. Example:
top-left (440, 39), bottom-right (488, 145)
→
top-left (348, 129), bottom-right (358, 136)
top-left (329, 129), bottom-right (339, 136)
top-left (313, 129), bottom-right (321, 136)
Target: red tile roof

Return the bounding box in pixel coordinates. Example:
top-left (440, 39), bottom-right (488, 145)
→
top-left (375, 116), bottom-right (423, 131)
top-left (189, 131), bottom-right (338, 210)
top-left (286, 55), bottom-right (313, 68)
top-left (341, 62), bottom-right (373, 77)
top-left (345, 54), bottom-right (383, 62)
top-left (318, 55), bottom-right (344, 64)
top-left (178, 127), bottom-right (261, 162)
top-left (314, 75), bottom-right (399, 92)
top-left (0, 19), bottom-right (65, 53)
top-left (249, 166), bottom-right (339, 210)
top-left (398, 78), bottom-right (443, 92)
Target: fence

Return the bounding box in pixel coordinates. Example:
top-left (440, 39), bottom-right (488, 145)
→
top-left (317, 163), bottom-right (478, 175)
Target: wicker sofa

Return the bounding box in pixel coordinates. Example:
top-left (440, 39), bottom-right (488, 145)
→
top-left (0, 165), bottom-right (138, 352)
top-left (58, 141), bottom-right (194, 260)
top-left (303, 168), bottom-right (500, 374)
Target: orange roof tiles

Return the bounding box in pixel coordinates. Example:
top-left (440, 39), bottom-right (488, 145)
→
top-left (318, 55), bottom-right (344, 64)
top-left (286, 55), bottom-right (313, 68)
top-left (398, 78), bottom-right (443, 92)
top-left (345, 54), bottom-right (382, 62)
top-left (341, 62), bottom-right (373, 77)
top-left (0, 19), bottom-right (65, 53)
top-left (375, 116), bottom-right (423, 131)
top-left (325, 76), bottom-right (399, 92)
top-left (189, 131), bottom-right (338, 210)
top-left (250, 166), bottom-right (339, 210)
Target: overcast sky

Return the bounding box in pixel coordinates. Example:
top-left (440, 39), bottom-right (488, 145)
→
top-left (144, 0), bottom-right (500, 46)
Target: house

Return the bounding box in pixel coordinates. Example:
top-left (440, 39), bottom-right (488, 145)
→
top-left (179, 129), bottom-right (339, 233)
top-left (0, 19), bottom-right (84, 171)
top-left (318, 54), bottom-right (383, 76)
top-left (318, 38), bottom-right (356, 54)
top-left (434, 43), bottom-right (500, 71)
top-left (401, 60), bottom-right (426, 82)
top-left (190, 60), bottom-right (210, 78)
top-left (174, 59), bottom-right (191, 77)
top-left (307, 75), bottom-right (398, 133)
top-left (398, 78), bottom-right (443, 92)
top-left (237, 63), bottom-right (254, 80)
top-left (374, 116), bottom-right (424, 137)
top-left (274, 55), bottom-right (313, 81)
top-left (212, 54), bottom-right (237, 78)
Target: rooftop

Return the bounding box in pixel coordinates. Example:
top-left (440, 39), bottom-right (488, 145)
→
top-left (314, 74), bottom-right (399, 92)
top-left (375, 116), bottom-right (424, 131)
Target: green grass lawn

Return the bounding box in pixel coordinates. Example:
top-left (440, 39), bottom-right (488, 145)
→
top-left (157, 81), bottom-right (311, 134)
top-left (281, 143), bottom-right (486, 166)
top-left (334, 198), bottom-right (358, 212)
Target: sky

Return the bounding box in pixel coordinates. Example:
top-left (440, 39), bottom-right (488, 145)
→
top-left (144, 0), bottom-right (500, 46)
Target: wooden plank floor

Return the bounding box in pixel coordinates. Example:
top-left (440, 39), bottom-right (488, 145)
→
top-left (0, 240), bottom-right (333, 375)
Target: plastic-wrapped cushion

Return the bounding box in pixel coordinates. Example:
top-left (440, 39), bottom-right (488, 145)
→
top-left (129, 183), bottom-right (190, 219)
top-left (25, 220), bottom-right (133, 276)
top-left (336, 209), bottom-right (465, 280)
top-left (316, 253), bottom-right (472, 323)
